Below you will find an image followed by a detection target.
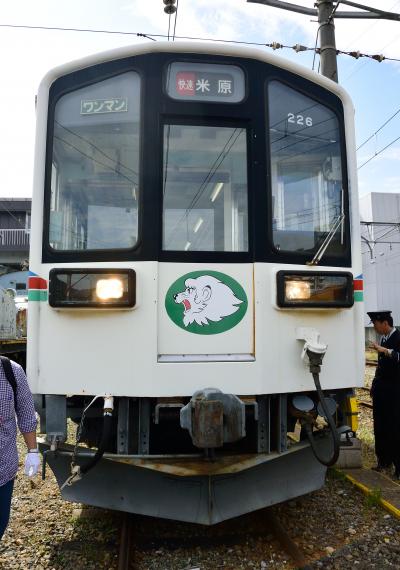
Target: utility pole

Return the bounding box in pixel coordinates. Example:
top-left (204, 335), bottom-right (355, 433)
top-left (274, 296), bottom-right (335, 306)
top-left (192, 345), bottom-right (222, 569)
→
top-left (248, 0), bottom-right (400, 83)
top-left (317, 1), bottom-right (338, 82)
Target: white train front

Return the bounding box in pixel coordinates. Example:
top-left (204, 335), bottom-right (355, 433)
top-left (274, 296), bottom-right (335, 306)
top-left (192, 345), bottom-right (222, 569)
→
top-left (28, 42), bottom-right (364, 524)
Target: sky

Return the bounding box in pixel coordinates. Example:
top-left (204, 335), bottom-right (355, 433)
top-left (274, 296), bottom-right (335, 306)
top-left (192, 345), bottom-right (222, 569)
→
top-left (0, 0), bottom-right (399, 200)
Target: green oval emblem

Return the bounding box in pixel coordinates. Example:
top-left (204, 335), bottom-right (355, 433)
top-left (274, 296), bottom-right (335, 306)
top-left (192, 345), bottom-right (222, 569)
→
top-left (165, 270), bottom-right (248, 335)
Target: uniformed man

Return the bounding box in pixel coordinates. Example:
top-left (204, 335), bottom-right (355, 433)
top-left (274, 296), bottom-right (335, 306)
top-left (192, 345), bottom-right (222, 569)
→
top-left (368, 310), bottom-right (400, 478)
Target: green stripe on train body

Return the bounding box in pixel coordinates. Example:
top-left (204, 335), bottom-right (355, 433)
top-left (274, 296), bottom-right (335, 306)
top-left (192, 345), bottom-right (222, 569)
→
top-left (28, 290), bottom-right (48, 302)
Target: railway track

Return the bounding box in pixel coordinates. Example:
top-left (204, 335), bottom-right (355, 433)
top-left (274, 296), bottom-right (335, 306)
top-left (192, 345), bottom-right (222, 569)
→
top-left (265, 510), bottom-right (309, 568)
top-left (118, 513), bottom-right (134, 570)
top-left (116, 509), bottom-right (309, 570)
top-left (358, 400), bottom-right (373, 409)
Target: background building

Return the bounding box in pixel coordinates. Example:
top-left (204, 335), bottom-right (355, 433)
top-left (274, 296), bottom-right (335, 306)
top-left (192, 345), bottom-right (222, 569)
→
top-left (0, 270), bottom-right (28, 296)
top-left (0, 198), bottom-right (31, 272)
top-left (360, 192), bottom-right (400, 340)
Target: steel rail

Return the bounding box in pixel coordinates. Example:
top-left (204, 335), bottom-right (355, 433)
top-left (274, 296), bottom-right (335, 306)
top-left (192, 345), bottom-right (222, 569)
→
top-left (265, 510), bottom-right (309, 568)
top-left (118, 514), bottom-right (134, 570)
top-left (358, 400), bottom-right (373, 409)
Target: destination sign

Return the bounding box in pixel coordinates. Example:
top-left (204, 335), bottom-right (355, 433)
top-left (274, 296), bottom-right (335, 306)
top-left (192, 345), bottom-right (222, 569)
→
top-left (167, 63), bottom-right (245, 103)
top-left (176, 72), bottom-right (234, 98)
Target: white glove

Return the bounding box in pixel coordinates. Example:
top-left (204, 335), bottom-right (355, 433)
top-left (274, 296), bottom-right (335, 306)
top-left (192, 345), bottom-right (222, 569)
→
top-left (24, 451), bottom-right (41, 477)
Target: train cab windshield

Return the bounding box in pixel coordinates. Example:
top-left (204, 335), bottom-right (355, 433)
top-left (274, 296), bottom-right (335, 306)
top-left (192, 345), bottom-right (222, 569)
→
top-left (48, 71), bottom-right (140, 251)
top-left (268, 81), bottom-right (346, 256)
top-left (162, 125), bottom-right (248, 252)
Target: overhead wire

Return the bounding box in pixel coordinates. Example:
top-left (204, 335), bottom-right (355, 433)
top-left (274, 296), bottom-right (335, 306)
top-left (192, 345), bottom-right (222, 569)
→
top-left (0, 24), bottom-right (398, 63)
top-left (172, 0), bottom-right (179, 42)
top-left (311, 25), bottom-right (320, 71)
top-left (356, 107), bottom-right (400, 151)
top-left (358, 135), bottom-right (400, 169)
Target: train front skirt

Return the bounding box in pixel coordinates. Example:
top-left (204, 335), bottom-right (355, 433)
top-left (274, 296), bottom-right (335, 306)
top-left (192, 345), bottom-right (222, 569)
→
top-left (40, 440), bottom-right (327, 525)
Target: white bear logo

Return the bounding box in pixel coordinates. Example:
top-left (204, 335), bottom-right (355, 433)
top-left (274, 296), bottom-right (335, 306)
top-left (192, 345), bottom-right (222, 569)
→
top-left (173, 275), bottom-right (243, 327)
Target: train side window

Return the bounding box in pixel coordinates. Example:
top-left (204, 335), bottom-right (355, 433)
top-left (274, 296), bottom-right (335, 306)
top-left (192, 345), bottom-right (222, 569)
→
top-left (162, 125), bottom-right (248, 252)
top-left (48, 72), bottom-right (140, 251)
top-left (267, 81), bottom-right (346, 256)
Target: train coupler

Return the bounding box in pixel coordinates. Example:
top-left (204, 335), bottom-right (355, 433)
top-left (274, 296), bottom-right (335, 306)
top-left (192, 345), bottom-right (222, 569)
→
top-left (180, 388), bottom-right (246, 449)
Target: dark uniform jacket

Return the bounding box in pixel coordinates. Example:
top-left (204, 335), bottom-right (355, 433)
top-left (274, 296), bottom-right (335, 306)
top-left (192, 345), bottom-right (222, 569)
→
top-left (371, 328), bottom-right (400, 470)
top-left (372, 328), bottom-right (400, 393)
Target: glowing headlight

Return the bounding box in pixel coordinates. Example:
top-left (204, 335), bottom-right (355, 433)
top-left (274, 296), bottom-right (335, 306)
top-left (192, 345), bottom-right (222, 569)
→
top-left (96, 278), bottom-right (123, 300)
top-left (285, 280), bottom-right (311, 301)
top-left (277, 271), bottom-right (353, 308)
top-left (49, 269), bottom-right (136, 308)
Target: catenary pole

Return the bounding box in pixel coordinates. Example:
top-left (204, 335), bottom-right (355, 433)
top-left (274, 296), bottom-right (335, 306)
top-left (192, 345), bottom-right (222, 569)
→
top-left (247, 1), bottom-right (400, 83)
top-left (317, 0), bottom-right (338, 82)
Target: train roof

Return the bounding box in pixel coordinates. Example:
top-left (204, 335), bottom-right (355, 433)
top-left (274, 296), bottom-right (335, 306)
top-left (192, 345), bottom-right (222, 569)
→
top-left (37, 41), bottom-right (353, 112)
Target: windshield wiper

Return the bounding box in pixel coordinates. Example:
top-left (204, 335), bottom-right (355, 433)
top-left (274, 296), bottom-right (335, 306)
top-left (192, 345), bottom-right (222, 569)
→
top-left (307, 212), bottom-right (345, 266)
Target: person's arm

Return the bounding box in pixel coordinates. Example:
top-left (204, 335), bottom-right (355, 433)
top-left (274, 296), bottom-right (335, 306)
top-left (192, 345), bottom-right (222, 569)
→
top-left (12, 363), bottom-right (40, 476)
top-left (380, 339), bottom-right (400, 362)
top-left (13, 363), bottom-right (37, 436)
top-left (22, 431), bottom-right (37, 451)
top-left (370, 375), bottom-right (377, 397)
top-left (369, 342), bottom-right (381, 396)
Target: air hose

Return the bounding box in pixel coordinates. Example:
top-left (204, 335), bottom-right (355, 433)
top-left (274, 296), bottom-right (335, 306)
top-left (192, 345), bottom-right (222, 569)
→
top-left (305, 350), bottom-right (340, 467)
top-left (61, 396), bottom-right (114, 489)
top-left (79, 395), bottom-right (114, 475)
top-left (80, 412), bottom-right (113, 475)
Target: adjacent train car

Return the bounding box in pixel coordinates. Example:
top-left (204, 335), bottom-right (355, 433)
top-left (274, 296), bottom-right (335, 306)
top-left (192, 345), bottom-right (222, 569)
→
top-left (28, 42), bottom-right (363, 525)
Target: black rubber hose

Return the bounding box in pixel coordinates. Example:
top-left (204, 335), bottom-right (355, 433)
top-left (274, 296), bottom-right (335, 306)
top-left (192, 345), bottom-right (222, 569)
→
top-left (305, 371), bottom-right (340, 467)
top-left (80, 414), bottom-right (113, 475)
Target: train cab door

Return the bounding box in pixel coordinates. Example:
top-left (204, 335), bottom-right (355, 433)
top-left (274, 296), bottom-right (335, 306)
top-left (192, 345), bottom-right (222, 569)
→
top-left (157, 122), bottom-right (254, 362)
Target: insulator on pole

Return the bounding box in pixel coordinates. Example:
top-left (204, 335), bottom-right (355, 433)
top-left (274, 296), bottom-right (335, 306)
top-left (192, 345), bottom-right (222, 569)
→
top-left (271, 42), bottom-right (283, 50)
top-left (371, 54), bottom-right (385, 62)
top-left (349, 51), bottom-right (361, 59)
top-left (293, 44), bottom-right (307, 52)
top-left (163, 0), bottom-right (176, 14)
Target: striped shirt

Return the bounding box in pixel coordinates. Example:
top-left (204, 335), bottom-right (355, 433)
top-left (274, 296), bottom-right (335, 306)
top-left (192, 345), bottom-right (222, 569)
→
top-left (0, 360), bottom-right (37, 486)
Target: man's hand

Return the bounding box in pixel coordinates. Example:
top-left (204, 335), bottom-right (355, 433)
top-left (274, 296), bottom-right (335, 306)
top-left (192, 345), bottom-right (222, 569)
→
top-left (370, 342), bottom-right (389, 354)
top-left (24, 452), bottom-right (40, 477)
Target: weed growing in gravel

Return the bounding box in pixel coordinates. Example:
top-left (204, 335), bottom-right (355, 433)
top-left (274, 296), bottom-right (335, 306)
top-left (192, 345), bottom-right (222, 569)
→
top-left (366, 486), bottom-right (383, 508)
top-left (327, 468), bottom-right (346, 481)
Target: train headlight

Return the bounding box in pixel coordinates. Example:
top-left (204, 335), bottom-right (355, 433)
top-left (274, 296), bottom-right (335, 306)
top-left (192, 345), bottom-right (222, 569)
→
top-left (96, 278), bottom-right (124, 300)
top-left (277, 271), bottom-right (354, 308)
top-left (285, 280), bottom-right (311, 301)
top-left (49, 269), bottom-right (136, 308)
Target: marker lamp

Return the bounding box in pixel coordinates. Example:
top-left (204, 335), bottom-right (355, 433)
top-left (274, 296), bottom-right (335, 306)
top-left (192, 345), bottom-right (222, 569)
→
top-left (277, 271), bottom-right (353, 308)
top-left (49, 269), bottom-right (136, 308)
